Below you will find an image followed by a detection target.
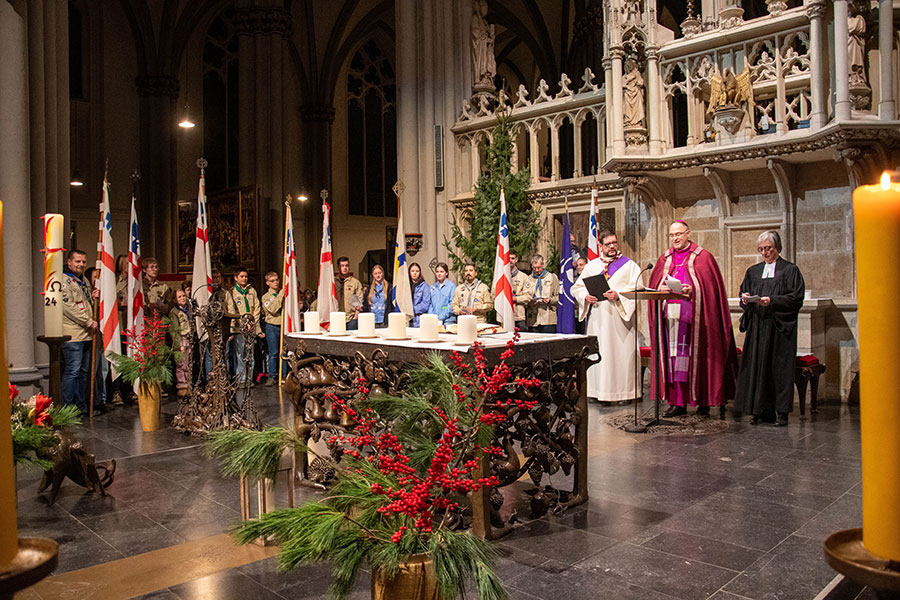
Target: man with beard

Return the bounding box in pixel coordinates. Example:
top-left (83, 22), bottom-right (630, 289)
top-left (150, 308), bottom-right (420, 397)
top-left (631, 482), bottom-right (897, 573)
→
top-left (523, 254), bottom-right (559, 333)
top-left (572, 231), bottom-right (644, 403)
top-left (451, 263), bottom-right (491, 323)
top-left (648, 220), bottom-right (738, 417)
top-left (509, 251), bottom-right (529, 332)
top-left (61, 249), bottom-right (99, 414)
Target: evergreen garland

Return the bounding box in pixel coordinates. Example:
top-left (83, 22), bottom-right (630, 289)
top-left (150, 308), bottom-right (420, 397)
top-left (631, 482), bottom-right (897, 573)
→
top-left (445, 108), bottom-right (540, 278)
top-left (9, 384), bottom-right (82, 470)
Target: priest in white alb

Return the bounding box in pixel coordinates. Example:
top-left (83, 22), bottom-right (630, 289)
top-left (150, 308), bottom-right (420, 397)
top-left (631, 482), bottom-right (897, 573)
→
top-left (571, 230), bottom-right (643, 403)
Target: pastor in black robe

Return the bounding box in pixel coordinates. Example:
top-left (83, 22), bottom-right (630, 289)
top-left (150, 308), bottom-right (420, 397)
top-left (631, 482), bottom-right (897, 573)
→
top-left (734, 257), bottom-right (805, 419)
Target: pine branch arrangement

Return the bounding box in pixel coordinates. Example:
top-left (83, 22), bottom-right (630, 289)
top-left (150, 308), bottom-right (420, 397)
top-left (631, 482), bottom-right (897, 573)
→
top-left (205, 333), bottom-right (540, 600)
top-left (107, 312), bottom-right (178, 385)
top-left (10, 383), bottom-right (82, 470)
top-left (445, 107), bottom-right (541, 278)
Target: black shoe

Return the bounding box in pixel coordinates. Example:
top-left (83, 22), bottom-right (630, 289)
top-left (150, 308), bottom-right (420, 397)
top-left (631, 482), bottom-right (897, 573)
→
top-left (696, 406), bottom-right (710, 417)
top-left (663, 405), bottom-right (687, 418)
top-left (776, 412), bottom-right (788, 427)
top-left (750, 415), bottom-right (760, 425)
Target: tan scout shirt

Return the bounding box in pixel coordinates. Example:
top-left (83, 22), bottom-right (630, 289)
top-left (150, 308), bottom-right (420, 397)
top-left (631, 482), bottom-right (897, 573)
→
top-left (225, 285), bottom-right (262, 335)
top-left (61, 272), bottom-right (94, 342)
top-left (511, 270), bottom-right (530, 322)
top-left (523, 271), bottom-right (559, 327)
top-left (261, 289), bottom-right (285, 326)
top-left (143, 278), bottom-right (173, 313)
top-left (451, 279), bottom-right (492, 323)
top-left (337, 276), bottom-right (365, 322)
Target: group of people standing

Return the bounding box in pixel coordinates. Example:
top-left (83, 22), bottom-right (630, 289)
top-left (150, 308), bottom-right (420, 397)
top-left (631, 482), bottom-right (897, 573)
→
top-left (572, 221), bottom-right (805, 426)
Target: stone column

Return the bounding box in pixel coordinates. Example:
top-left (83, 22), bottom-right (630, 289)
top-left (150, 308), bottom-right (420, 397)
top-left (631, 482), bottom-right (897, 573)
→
top-left (602, 57), bottom-right (613, 159)
top-left (878, 0), bottom-right (895, 120)
top-left (529, 126), bottom-right (540, 185)
top-left (807, 1), bottom-right (828, 129)
top-left (470, 137), bottom-right (481, 189)
top-left (646, 49), bottom-right (661, 154)
top-left (136, 76), bottom-right (179, 269)
top-left (834, 0), bottom-right (851, 121)
top-left (0, 1), bottom-right (40, 387)
top-left (610, 48), bottom-right (625, 155)
top-left (573, 120), bottom-right (583, 177)
top-left (550, 123), bottom-right (560, 181)
top-left (396, 0), bottom-right (421, 227)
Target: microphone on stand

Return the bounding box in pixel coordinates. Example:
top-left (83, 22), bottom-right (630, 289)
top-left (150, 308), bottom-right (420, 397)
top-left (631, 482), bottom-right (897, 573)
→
top-left (625, 262), bottom-right (655, 434)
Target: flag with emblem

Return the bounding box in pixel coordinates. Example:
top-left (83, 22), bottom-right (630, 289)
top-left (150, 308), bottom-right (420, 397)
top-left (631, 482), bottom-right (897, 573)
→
top-left (97, 178), bottom-right (121, 373)
top-left (491, 190), bottom-right (514, 332)
top-left (126, 194), bottom-right (144, 358)
top-left (191, 169), bottom-right (212, 329)
top-left (282, 204), bottom-right (301, 333)
top-left (391, 205), bottom-right (413, 317)
top-left (558, 201), bottom-right (576, 334)
top-left (317, 202), bottom-right (339, 326)
top-left (588, 185), bottom-right (600, 261)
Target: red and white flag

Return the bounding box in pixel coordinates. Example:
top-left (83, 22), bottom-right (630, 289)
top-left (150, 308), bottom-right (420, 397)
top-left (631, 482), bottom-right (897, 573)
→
top-left (316, 202), bottom-right (339, 327)
top-left (588, 185), bottom-right (600, 261)
top-left (492, 190), bottom-right (515, 332)
top-left (282, 204), bottom-right (301, 333)
top-left (191, 171), bottom-right (212, 313)
top-left (126, 194), bottom-right (144, 358)
top-left (97, 178), bottom-right (121, 373)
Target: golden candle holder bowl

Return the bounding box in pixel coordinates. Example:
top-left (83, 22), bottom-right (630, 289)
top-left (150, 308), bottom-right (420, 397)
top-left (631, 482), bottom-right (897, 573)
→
top-left (825, 529), bottom-right (900, 595)
top-left (0, 537), bottom-right (59, 600)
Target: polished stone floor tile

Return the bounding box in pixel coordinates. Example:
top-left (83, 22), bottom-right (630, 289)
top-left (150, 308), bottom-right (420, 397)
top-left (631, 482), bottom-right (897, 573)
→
top-left (167, 568), bottom-right (289, 600)
top-left (662, 509), bottom-right (794, 552)
top-left (501, 520), bottom-right (619, 563)
top-left (81, 508), bottom-right (185, 557)
top-left (640, 530), bottom-right (765, 572)
top-left (794, 493), bottom-right (862, 540)
top-left (237, 557), bottom-right (333, 594)
top-left (507, 562), bottom-right (679, 600)
top-left (131, 589), bottom-right (181, 599)
top-left (577, 541), bottom-right (738, 600)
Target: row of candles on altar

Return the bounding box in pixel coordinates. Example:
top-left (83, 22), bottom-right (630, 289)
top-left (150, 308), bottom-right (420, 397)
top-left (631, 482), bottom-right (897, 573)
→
top-left (302, 311), bottom-right (481, 345)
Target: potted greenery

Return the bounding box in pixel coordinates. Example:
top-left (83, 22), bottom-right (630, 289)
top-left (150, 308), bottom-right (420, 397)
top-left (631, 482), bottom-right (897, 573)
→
top-left (10, 383), bottom-right (81, 469)
top-left (206, 337), bottom-right (538, 600)
top-left (108, 313), bottom-right (178, 431)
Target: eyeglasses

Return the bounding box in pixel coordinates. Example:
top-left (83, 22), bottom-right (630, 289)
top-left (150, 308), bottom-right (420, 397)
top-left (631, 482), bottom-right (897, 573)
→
top-left (668, 231), bottom-right (689, 238)
top-left (602, 240), bottom-right (618, 247)
top-left (757, 245), bottom-right (776, 253)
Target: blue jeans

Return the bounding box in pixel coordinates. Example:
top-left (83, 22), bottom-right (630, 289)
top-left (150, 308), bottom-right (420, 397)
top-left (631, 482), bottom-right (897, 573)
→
top-left (62, 341), bottom-right (92, 412)
top-left (264, 323), bottom-right (286, 378)
top-left (93, 349), bottom-right (108, 408)
top-left (347, 319), bottom-right (358, 331)
top-left (227, 334), bottom-right (253, 383)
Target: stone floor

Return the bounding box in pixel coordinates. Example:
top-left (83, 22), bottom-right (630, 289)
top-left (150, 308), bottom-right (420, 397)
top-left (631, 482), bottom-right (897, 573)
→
top-left (13, 388), bottom-right (871, 600)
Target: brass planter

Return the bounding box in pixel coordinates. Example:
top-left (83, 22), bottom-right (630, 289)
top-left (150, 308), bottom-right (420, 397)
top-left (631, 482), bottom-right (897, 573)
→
top-left (137, 381), bottom-right (161, 431)
top-left (371, 553), bottom-right (440, 600)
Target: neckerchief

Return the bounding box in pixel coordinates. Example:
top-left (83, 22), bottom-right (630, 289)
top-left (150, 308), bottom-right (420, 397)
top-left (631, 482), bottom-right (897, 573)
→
top-left (601, 252), bottom-right (622, 278)
top-left (464, 279), bottom-right (482, 309)
top-left (234, 284), bottom-right (251, 312)
top-left (531, 271), bottom-right (545, 296)
top-left (64, 268), bottom-right (91, 305)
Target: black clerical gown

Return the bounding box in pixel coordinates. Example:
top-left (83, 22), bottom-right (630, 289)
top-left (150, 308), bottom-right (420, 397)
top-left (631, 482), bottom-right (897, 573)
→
top-left (734, 257), bottom-right (805, 417)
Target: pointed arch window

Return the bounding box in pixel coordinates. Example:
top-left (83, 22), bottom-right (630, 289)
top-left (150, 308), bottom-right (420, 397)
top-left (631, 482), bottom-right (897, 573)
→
top-left (347, 39), bottom-right (397, 217)
top-left (202, 8), bottom-right (239, 192)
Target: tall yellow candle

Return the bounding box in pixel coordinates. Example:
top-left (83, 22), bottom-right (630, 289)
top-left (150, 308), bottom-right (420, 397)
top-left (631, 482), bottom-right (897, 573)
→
top-left (853, 173), bottom-right (900, 562)
top-left (0, 202), bottom-right (19, 565)
top-left (41, 213), bottom-right (64, 337)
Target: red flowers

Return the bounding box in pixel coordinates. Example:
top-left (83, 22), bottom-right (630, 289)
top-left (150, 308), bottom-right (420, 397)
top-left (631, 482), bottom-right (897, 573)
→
top-left (9, 382), bottom-right (19, 401)
top-left (328, 330), bottom-right (537, 543)
top-left (33, 394), bottom-right (53, 427)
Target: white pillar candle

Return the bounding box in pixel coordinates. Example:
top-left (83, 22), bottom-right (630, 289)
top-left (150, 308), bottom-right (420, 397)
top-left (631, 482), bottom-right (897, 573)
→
top-left (304, 311), bottom-right (320, 334)
top-left (357, 312), bottom-right (375, 337)
top-left (330, 312), bottom-right (346, 334)
top-left (388, 312), bottom-right (407, 339)
top-left (42, 213), bottom-right (64, 337)
top-left (419, 313), bottom-right (439, 341)
top-left (457, 314), bottom-right (477, 345)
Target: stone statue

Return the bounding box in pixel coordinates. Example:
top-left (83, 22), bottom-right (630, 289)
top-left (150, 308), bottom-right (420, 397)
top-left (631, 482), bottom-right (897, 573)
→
top-left (848, 3), bottom-right (867, 87)
top-left (472, 0), bottom-right (496, 90)
top-left (623, 58), bottom-right (646, 128)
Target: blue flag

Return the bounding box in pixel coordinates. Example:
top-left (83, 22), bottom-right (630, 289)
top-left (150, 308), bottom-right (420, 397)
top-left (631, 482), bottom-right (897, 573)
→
top-left (558, 210), bottom-right (576, 334)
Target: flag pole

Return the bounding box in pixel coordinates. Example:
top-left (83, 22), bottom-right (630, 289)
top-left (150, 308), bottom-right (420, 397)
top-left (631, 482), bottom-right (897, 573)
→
top-left (279, 195), bottom-right (291, 388)
top-left (89, 158), bottom-right (109, 421)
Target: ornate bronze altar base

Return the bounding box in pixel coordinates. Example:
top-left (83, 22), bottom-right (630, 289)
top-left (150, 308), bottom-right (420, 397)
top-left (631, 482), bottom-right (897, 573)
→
top-left (283, 333), bottom-right (598, 540)
top-left (825, 529), bottom-right (900, 599)
top-left (0, 538), bottom-right (59, 600)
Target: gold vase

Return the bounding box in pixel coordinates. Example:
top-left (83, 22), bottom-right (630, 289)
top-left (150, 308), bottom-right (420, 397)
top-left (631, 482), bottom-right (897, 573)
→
top-left (371, 553), bottom-right (440, 600)
top-left (137, 381), bottom-right (161, 432)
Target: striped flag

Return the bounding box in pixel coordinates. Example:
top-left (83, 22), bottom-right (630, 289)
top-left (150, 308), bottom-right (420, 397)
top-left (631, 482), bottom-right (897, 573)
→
top-left (391, 205), bottom-right (413, 317)
top-left (317, 202), bottom-right (339, 326)
top-left (191, 171), bottom-right (212, 320)
top-left (97, 178), bottom-right (122, 372)
top-left (282, 204), bottom-right (301, 333)
top-left (126, 194), bottom-right (144, 358)
top-left (491, 190), bottom-right (514, 332)
top-left (557, 204), bottom-right (576, 334)
top-left (587, 185), bottom-right (600, 261)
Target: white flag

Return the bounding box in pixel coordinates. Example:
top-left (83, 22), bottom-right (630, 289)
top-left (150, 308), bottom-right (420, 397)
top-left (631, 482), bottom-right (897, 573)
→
top-left (191, 171), bottom-right (212, 326)
top-left (391, 205), bottom-right (413, 317)
top-left (97, 179), bottom-right (121, 375)
top-left (492, 191), bottom-right (515, 332)
top-left (317, 202), bottom-right (339, 326)
top-left (283, 204), bottom-right (301, 333)
top-left (126, 195), bottom-right (144, 358)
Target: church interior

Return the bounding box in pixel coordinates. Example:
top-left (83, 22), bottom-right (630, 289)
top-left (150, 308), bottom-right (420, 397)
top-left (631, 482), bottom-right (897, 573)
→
top-left (3, 0), bottom-right (900, 598)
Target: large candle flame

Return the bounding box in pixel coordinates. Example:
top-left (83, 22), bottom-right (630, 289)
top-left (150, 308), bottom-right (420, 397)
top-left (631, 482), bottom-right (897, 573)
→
top-left (881, 172), bottom-right (892, 190)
